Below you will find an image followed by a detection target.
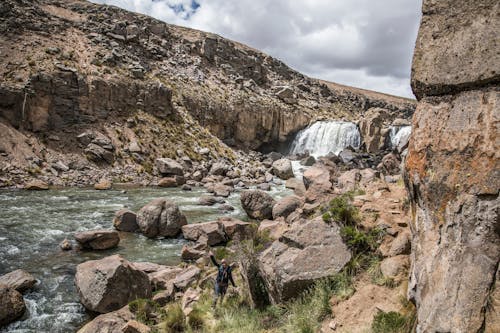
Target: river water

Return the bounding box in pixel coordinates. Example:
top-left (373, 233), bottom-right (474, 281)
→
top-left (0, 185), bottom-right (289, 333)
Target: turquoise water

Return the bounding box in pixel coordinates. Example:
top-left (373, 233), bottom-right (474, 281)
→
top-left (0, 185), bottom-right (289, 332)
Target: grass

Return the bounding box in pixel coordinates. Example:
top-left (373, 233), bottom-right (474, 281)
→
top-left (367, 257), bottom-right (397, 288)
top-left (371, 311), bottom-right (409, 333)
top-left (321, 193), bottom-right (360, 225)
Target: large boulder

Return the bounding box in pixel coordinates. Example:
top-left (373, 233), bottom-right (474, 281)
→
top-left (210, 162), bottom-right (229, 176)
top-left (411, 0), bottom-right (499, 99)
top-left (113, 209), bottom-right (139, 232)
top-left (405, 1), bottom-right (500, 331)
top-left (77, 305), bottom-right (134, 333)
top-left (148, 267), bottom-right (184, 291)
top-left (256, 217), bottom-right (351, 303)
top-left (0, 284), bottom-right (26, 327)
top-left (181, 221), bottom-right (226, 246)
top-left (218, 217), bottom-right (251, 241)
top-left (240, 190), bottom-right (276, 220)
top-left (302, 165), bottom-right (332, 203)
top-left (75, 255), bottom-right (152, 313)
top-left (0, 269), bottom-right (36, 293)
top-left (173, 266), bottom-right (201, 290)
top-left (272, 195), bottom-right (302, 219)
top-left (271, 159), bottom-right (294, 180)
top-left (155, 158), bottom-right (184, 176)
top-left (358, 107), bottom-right (391, 153)
top-left (74, 229), bottom-right (120, 250)
top-left (285, 178), bottom-right (306, 196)
top-left (136, 198), bottom-right (187, 238)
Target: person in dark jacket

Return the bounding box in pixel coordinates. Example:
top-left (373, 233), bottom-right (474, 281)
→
top-left (209, 251), bottom-right (236, 308)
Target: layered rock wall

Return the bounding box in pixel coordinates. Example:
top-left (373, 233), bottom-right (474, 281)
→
top-left (405, 1), bottom-right (499, 332)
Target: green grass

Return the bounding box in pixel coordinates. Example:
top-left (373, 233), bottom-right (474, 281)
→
top-left (321, 193), bottom-right (360, 225)
top-left (371, 311), bottom-right (408, 333)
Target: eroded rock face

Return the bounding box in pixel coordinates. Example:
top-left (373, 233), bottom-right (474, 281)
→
top-left (136, 198), bottom-right (187, 238)
top-left (405, 2), bottom-right (500, 331)
top-left (358, 107), bottom-right (391, 153)
top-left (256, 217), bottom-right (351, 303)
top-left (75, 255), bottom-right (152, 313)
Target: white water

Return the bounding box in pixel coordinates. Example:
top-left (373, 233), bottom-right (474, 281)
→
top-left (389, 125), bottom-right (411, 149)
top-left (289, 121), bottom-right (361, 158)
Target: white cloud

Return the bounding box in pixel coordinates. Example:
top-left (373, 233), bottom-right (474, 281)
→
top-left (91, 0), bottom-right (422, 98)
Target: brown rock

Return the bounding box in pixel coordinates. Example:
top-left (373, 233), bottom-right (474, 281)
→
top-left (122, 320), bottom-right (151, 333)
top-left (74, 229), bottom-right (120, 250)
top-left (0, 269), bottom-right (36, 293)
top-left (380, 255), bottom-right (409, 280)
top-left (24, 180), bottom-right (49, 190)
top-left (152, 282), bottom-right (175, 306)
top-left (218, 217), bottom-right (251, 240)
top-left (303, 166), bottom-right (332, 203)
top-left (113, 209), bottom-right (139, 232)
top-left (155, 158), bottom-right (183, 176)
top-left (94, 178), bottom-right (112, 190)
top-left (136, 198), bottom-right (187, 238)
top-left (258, 218), bottom-right (288, 240)
top-left (0, 285), bottom-right (26, 327)
top-left (240, 190), bottom-right (276, 220)
top-left (181, 245), bottom-right (205, 261)
top-left (77, 306), bottom-right (134, 333)
top-left (271, 158), bottom-right (294, 180)
top-left (358, 107), bottom-right (391, 153)
top-left (213, 183), bottom-right (232, 197)
top-left (181, 287), bottom-right (201, 316)
top-left (181, 221), bottom-right (226, 246)
top-left (388, 231), bottom-right (411, 257)
top-left (60, 238), bottom-right (72, 251)
top-left (173, 266), bottom-right (201, 291)
top-left (285, 178), bottom-right (306, 196)
top-left (158, 177), bottom-right (178, 187)
top-left (148, 267), bottom-right (183, 291)
top-left (75, 255), bottom-right (152, 313)
top-left (272, 195), bottom-right (302, 219)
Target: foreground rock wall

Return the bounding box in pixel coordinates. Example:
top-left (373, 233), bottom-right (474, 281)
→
top-left (405, 1), bottom-right (499, 332)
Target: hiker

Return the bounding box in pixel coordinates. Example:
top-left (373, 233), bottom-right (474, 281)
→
top-left (209, 250), bottom-right (236, 307)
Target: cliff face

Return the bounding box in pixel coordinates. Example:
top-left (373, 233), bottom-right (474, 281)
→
top-left (405, 1), bottom-right (499, 332)
top-left (0, 0), bottom-right (413, 152)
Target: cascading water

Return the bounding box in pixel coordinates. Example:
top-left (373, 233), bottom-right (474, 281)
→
top-left (289, 121), bottom-right (361, 158)
top-left (389, 125), bottom-right (411, 150)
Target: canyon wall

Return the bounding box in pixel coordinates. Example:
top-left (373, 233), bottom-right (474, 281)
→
top-left (405, 1), bottom-right (499, 332)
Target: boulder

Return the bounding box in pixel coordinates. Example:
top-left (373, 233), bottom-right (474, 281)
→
top-left (148, 267), bottom-right (184, 291)
top-left (113, 209), bottom-right (139, 232)
top-left (380, 255), bottom-right (410, 280)
top-left (155, 158), bottom-right (184, 176)
top-left (210, 162), bottom-right (229, 176)
top-left (301, 156), bottom-right (316, 166)
top-left (136, 198), bottom-right (187, 238)
top-left (24, 179), bottom-right (49, 190)
top-left (337, 169), bottom-right (361, 192)
top-left (158, 177), bottom-right (177, 188)
top-left (94, 178), bottom-right (112, 190)
top-left (198, 195), bottom-right (219, 206)
top-left (258, 218), bottom-right (288, 240)
top-left (181, 287), bottom-right (201, 316)
top-left (358, 108), bottom-right (391, 153)
top-left (271, 159), bottom-right (294, 180)
top-left (285, 178), bottom-right (306, 196)
top-left (60, 238), bottom-right (72, 251)
top-left (272, 195), bottom-right (302, 219)
top-left (388, 231), bottom-right (411, 257)
top-left (303, 166), bottom-right (332, 203)
top-left (0, 285), bottom-right (26, 327)
top-left (181, 245), bottom-right (205, 261)
top-left (213, 183), bottom-right (232, 197)
top-left (240, 190), bottom-right (276, 220)
top-left (152, 282), bottom-right (175, 306)
top-left (377, 153), bottom-right (401, 175)
top-left (77, 305), bottom-right (134, 333)
top-left (181, 221), bottom-right (226, 246)
top-left (257, 183), bottom-right (271, 191)
top-left (173, 266), bottom-right (201, 290)
top-left (122, 320), bottom-right (151, 333)
top-left (75, 255), bottom-right (152, 313)
top-left (217, 204), bottom-right (235, 213)
top-left (0, 269), bottom-right (36, 293)
top-left (85, 143), bottom-right (114, 164)
top-left (256, 217), bottom-right (351, 303)
top-left (218, 217), bottom-right (251, 240)
top-left (74, 229), bottom-right (120, 250)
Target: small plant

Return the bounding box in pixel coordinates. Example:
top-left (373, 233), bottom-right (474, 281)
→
top-left (322, 193), bottom-right (360, 225)
top-left (128, 298), bottom-right (161, 325)
top-left (160, 303), bottom-right (185, 333)
top-left (367, 257), bottom-right (397, 288)
top-left (371, 310), bottom-right (408, 333)
top-left (340, 225), bottom-right (382, 255)
top-left (187, 306), bottom-right (205, 329)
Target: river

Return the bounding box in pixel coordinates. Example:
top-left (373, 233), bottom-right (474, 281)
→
top-left (0, 185), bottom-right (289, 332)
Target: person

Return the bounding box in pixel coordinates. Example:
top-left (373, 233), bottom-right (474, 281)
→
top-left (209, 250), bottom-right (236, 308)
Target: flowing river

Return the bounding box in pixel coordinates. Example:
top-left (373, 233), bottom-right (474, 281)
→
top-left (0, 185), bottom-right (289, 333)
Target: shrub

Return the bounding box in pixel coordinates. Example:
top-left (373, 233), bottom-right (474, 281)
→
top-left (371, 311), bottom-right (408, 333)
top-left (340, 226), bottom-right (382, 255)
top-left (322, 193), bottom-right (359, 225)
top-left (161, 303), bottom-right (185, 333)
top-left (187, 307), bottom-right (204, 329)
top-left (128, 298), bottom-right (160, 325)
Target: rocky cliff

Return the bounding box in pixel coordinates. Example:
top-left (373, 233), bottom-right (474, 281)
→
top-left (0, 0), bottom-right (414, 187)
top-left (405, 1), bottom-right (499, 332)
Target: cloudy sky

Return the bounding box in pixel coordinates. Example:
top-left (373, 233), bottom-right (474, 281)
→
top-left (91, 0), bottom-right (422, 98)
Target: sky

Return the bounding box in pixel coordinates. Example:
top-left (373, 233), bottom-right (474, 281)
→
top-left (91, 0), bottom-right (422, 98)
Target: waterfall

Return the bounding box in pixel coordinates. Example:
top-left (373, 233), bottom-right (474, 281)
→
top-left (389, 125), bottom-right (412, 149)
top-left (289, 121), bottom-right (361, 157)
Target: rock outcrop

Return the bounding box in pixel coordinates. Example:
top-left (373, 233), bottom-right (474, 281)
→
top-left (136, 198), bottom-right (187, 238)
top-left (405, 1), bottom-right (500, 331)
top-left (75, 255), bottom-right (152, 313)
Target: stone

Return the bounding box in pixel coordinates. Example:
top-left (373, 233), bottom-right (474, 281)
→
top-left (198, 195), bottom-right (219, 206)
top-left (85, 143), bottom-right (114, 164)
top-left (217, 204), bottom-right (234, 212)
top-left (122, 320), bottom-right (151, 333)
top-left (377, 153), bottom-right (400, 175)
top-left (0, 285), bottom-right (26, 327)
top-left (388, 231), bottom-right (411, 257)
top-left (257, 183), bottom-right (271, 191)
top-left (74, 229), bottom-right (120, 250)
top-left (218, 217), bottom-right (251, 241)
top-left (181, 287), bottom-right (201, 316)
top-left (60, 238), bottom-right (72, 251)
top-left (275, 86), bottom-right (297, 104)
top-left (181, 221), bottom-right (226, 246)
top-left (173, 266), bottom-right (201, 290)
top-left (358, 107), bottom-right (391, 153)
top-left (303, 166), bottom-right (332, 203)
top-left (300, 155), bottom-right (316, 166)
top-left (272, 195), bottom-right (302, 219)
top-left (380, 255), bottom-right (409, 280)
top-left (240, 190), bottom-right (276, 220)
top-left (158, 177), bottom-right (177, 187)
top-left (77, 306), bottom-right (134, 333)
top-left (181, 245), bottom-right (205, 261)
top-left (0, 270), bottom-right (36, 293)
top-left (337, 169), bottom-right (361, 192)
top-left (271, 158), bottom-right (294, 180)
top-left (94, 178), bottom-right (112, 190)
top-left (213, 183), bottom-right (232, 197)
top-left (152, 283), bottom-right (175, 306)
top-left (411, 0), bottom-right (499, 99)
top-left (256, 217), bottom-right (351, 303)
top-left (155, 158), bottom-right (184, 176)
top-left (24, 179), bottom-right (49, 190)
top-left (285, 178), bottom-right (306, 196)
top-left (136, 198), bottom-right (187, 238)
top-left (75, 255), bottom-right (152, 313)
top-left (258, 218), bottom-right (288, 240)
top-left (113, 209), bottom-right (139, 232)
top-left (210, 162), bottom-right (229, 176)
top-left (148, 267), bottom-right (183, 291)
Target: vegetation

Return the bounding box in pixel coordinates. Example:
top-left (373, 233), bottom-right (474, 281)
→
top-left (371, 311), bottom-right (410, 333)
top-left (321, 192), bottom-right (360, 225)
